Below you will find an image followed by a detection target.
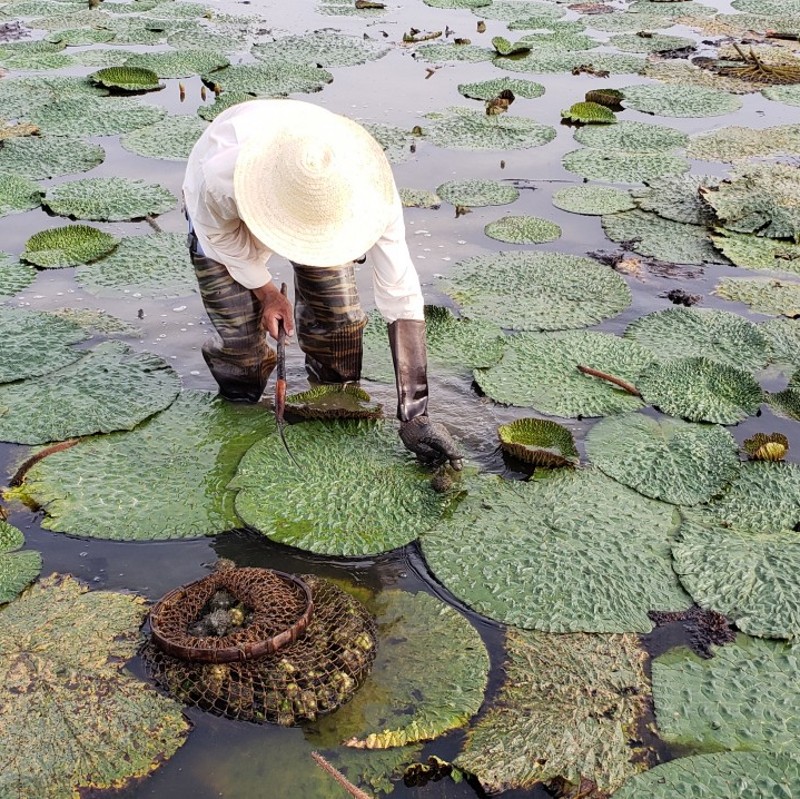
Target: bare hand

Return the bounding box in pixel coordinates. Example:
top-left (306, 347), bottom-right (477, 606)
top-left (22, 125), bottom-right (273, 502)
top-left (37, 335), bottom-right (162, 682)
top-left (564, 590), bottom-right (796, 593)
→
top-left (253, 282), bottom-right (294, 340)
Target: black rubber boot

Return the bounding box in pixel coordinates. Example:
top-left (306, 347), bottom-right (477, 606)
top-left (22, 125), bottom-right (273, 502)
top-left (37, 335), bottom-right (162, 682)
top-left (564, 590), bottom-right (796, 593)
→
top-left (387, 319), bottom-right (429, 421)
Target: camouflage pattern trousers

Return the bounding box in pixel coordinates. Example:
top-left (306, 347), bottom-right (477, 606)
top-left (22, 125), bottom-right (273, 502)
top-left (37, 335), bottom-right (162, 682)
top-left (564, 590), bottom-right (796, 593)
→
top-left (188, 230), bottom-right (367, 402)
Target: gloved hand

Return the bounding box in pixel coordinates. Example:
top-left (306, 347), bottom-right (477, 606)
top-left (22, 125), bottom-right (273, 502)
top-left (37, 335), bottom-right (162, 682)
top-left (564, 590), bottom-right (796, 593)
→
top-left (399, 415), bottom-right (463, 471)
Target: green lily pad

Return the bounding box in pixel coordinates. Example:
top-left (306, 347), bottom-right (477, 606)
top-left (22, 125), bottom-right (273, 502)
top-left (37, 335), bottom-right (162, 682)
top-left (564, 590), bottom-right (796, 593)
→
top-left (688, 124), bottom-right (800, 163)
top-left (494, 50), bottom-right (646, 74)
top-left (361, 122), bottom-right (417, 164)
top-left (0, 253), bottom-right (36, 300)
top-left (643, 58), bottom-right (769, 96)
top-left (421, 468), bottom-right (687, 631)
top-left (732, 0), bottom-right (800, 12)
top-left (120, 115), bottom-right (207, 160)
top-left (231, 420), bottom-right (458, 557)
top-left (197, 91), bottom-right (252, 123)
top-left (763, 84), bottom-right (800, 107)
top-left (673, 520), bottom-right (800, 639)
top-left (637, 357), bottom-right (764, 425)
top-left (436, 179), bottom-right (519, 207)
top-left (89, 65), bottom-right (162, 92)
top-left (586, 413), bottom-right (740, 506)
top-left (602, 209), bottom-right (726, 265)
top-left (0, 574), bottom-right (189, 796)
top-left (561, 101), bottom-right (617, 124)
top-left (711, 229), bottom-right (800, 275)
top-left (512, 27), bottom-right (596, 50)
top-left (761, 318), bottom-right (800, 372)
top-left (610, 32), bottom-right (695, 53)
top-left (0, 341), bottom-right (180, 445)
top-left (422, 107), bottom-right (556, 150)
top-left (75, 233), bottom-right (196, 299)
top-left (74, 48), bottom-right (141, 68)
top-left (123, 49), bottom-right (230, 78)
top-left (46, 26), bottom-right (115, 45)
top-left (474, 330), bottom-right (651, 416)
top-left (0, 136), bottom-right (105, 180)
top-left (574, 119), bottom-right (688, 151)
top-left (630, 0), bottom-right (716, 14)
top-left (0, 520), bottom-right (41, 605)
top-left (0, 306), bottom-right (87, 384)
top-left (416, 43), bottom-right (496, 63)
top-left (0, 173), bottom-right (41, 217)
top-left (21, 224), bottom-right (119, 268)
top-left (252, 31), bottom-right (388, 67)
top-left (285, 385), bottom-right (383, 420)
top-left (632, 174), bottom-right (719, 226)
top-left (456, 629), bottom-right (651, 794)
top-left (563, 149), bottom-right (689, 183)
top-left (588, 11), bottom-right (671, 32)
top-left (0, 46), bottom-right (74, 70)
top-left (474, 0), bottom-right (564, 20)
top-left (613, 753), bottom-right (800, 799)
top-left (552, 185), bottom-right (635, 216)
top-left (47, 307), bottom-right (140, 336)
top-left (624, 308), bottom-right (772, 370)
top-left (398, 187), bottom-right (441, 208)
top-left (714, 277), bottom-right (800, 316)
top-left (652, 636), bottom-right (800, 751)
top-left (457, 77), bottom-right (545, 101)
top-left (201, 63), bottom-right (333, 95)
top-left (484, 215), bottom-right (561, 244)
top-left (621, 83), bottom-right (743, 117)
top-left (44, 177), bottom-right (175, 221)
top-left (491, 36), bottom-right (531, 56)
top-left (440, 251), bottom-right (631, 331)
top-left (424, 0), bottom-right (491, 8)
top-left (0, 76), bottom-right (107, 120)
top-left (6, 391), bottom-right (275, 540)
top-left (497, 418), bottom-right (579, 467)
top-left (28, 95), bottom-right (166, 136)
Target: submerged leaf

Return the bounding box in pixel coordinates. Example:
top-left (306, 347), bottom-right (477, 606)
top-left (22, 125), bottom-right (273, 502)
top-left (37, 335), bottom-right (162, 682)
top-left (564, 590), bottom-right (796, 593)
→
top-left (711, 229), bottom-right (800, 275)
top-left (21, 224), bottom-right (119, 268)
top-left (0, 253), bottom-right (36, 300)
top-left (0, 520), bottom-right (41, 605)
top-left (285, 385), bottom-right (383, 420)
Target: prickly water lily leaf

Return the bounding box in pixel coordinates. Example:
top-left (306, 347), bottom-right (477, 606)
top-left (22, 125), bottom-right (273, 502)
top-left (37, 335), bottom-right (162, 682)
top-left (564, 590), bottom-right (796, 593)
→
top-left (441, 251), bottom-right (631, 331)
top-left (624, 308), bottom-right (772, 371)
top-left (28, 95), bottom-right (166, 137)
top-left (673, 520), bottom-right (800, 639)
top-left (421, 468), bottom-right (687, 631)
top-left (424, 0), bottom-right (491, 8)
top-left (586, 413), bottom-right (739, 506)
top-left (121, 115), bottom-right (207, 160)
top-left (711, 229), bottom-right (800, 275)
top-left (46, 26), bottom-right (115, 45)
top-left (0, 574), bottom-right (189, 797)
top-left (0, 47), bottom-right (74, 70)
top-left (0, 76), bottom-right (107, 120)
top-left (361, 122), bottom-right (417, 164)
top-left (44, 177), bottom-right (175, 221)
top-left (574, 119), bottom-right (688, 152)
top-left (416, 43), bottom-right (496, 63)
top-left (613, 752), bottom-right (800, 799)
top-left (47, 307), bottom-right (140, 337)
top-left (552, 185), bottom-right (635, 216)
top-left (632, 174), bottom-right (719, 226)
top-left (644, 59), bottom-right (768, 96)
top-left (563, 149), bottom-right (689, 184)
top-left (197, 91), bottom-right (253, 123)
top-left (491, 36), bottom-right (531, 56)
top-left (89, 65), bottom-right (162, 91)
top-left (457, 77), bottom-right (545, 101)
top-left (610, 32), bottom-right (695, 53)
top-left (493, 50), bottom-right (645, 74)
top-left (123, 50), bottom-right (230, 78)
top-left (0, 341), bottom-right (180, 445)
top-left (75, 233), bottom-right (196, 298)
top-left (638, 357), bottom-right (763, 425)
top-left (561, 101), bottom-right (617, 124)
top-left (456, 629), bottom-right (651, 794)
top-left (652, 636), bottom-right (800, 751)
top-left (310, 590), bottom-right (488, 750)
top-left (0, 306), bottom-right (87, 384)
top-left (687, 124), bottom-right (800, 163)
top-left (629, 0), bottom-right (715, 14)
top-left (0, 135), bottom-right (105, 180)
top-left (75, 47), bottom-right (141, 69)
top-left (732, 0), bottom-right (800, 13)
top-left (762, 318), bottom-right (800, 372)
top-left (0, 520), bottom-right (41, 605)
top-left (0, 173), bottom-right (41, 216)
top-left (474, 0), bottom-right (564, 19)
top-left (398, 187), bottom-right (441, 208)
top-left (285, 385), bottom-right (383, 421)
top-left (201, 63), bottom-right (333, 95)
top-left (436, 179), bottom-right (519, 207)
top-left (621, 83), bottom-right (743, 117)
top-left (252, 31), bottom-right (388, 67)
top-left (474, 330), bottom-right (650, 416)
top-left (763, 84), bottom-right (800, 107)
top-left (586, 11), bottom-right (671, 32)
top-left (422, 107), bottom-right (556, 150)
top-left (484, 215), bottom-right (561, 244)
top-left (497, 418), bottom-right (579, 467)
top-left (714, 277), bottom-right (800, 317)
top-left (602, 210), bottom-right (726, 265)
top-left (6, 391), bottom-right (276, 540)
top-left (231, 420), bottom-right (457, 557)
top-left (21, 224), bottom-right (119, 268)
top-left (0, 253), bottom-right (35, 300)
top-left (700, 163), bottom-right (800, 243)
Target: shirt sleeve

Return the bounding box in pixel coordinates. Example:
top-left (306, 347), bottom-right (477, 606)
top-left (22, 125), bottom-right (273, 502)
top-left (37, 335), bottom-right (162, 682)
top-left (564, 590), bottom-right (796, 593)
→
top-left (369, 199), bottom-right (425, 323)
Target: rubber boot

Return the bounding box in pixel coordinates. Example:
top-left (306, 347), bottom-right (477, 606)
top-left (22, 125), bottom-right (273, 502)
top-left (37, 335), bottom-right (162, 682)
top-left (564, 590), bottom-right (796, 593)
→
top-left (387, 319), bottom-right (429, 421)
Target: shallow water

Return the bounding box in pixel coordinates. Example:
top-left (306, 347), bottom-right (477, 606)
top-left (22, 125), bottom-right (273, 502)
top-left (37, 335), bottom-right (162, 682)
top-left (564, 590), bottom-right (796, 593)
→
top-left (2, 0), bottom-right (800, 796)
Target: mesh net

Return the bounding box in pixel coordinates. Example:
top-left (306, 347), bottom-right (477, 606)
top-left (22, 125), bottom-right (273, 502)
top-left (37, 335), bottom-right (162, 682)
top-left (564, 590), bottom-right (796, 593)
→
top-left (143, 573), bottom-right (377, 725)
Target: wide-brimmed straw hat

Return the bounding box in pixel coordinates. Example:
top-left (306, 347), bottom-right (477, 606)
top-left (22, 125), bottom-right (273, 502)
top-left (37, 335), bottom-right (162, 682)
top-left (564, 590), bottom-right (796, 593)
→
top-left (233, 100), bottom-right (397, 267)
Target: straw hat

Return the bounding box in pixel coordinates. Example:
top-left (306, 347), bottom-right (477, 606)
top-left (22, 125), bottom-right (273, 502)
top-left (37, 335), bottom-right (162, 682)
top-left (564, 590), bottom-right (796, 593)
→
top-left (233, 100), bottom-right (397, 267)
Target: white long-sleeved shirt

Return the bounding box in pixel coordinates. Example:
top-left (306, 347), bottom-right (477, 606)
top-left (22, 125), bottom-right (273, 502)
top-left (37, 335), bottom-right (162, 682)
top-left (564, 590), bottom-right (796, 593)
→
top-left (182, 101), bottom-right (424, 322)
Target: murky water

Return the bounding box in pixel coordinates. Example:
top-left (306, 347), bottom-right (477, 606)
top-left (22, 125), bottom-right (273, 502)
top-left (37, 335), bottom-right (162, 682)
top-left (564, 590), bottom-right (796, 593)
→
top-left (2, 0), bottom-right (800, 795)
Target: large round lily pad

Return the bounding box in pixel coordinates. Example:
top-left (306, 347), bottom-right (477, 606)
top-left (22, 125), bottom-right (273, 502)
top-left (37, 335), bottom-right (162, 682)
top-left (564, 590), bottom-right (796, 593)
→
top-left (416, 43), bottom-right (495, 63)
top-left (436, 179), bottom-right (519, 207)
top-left (441, 251), bottom-right (631, 331)
top-left (6, 391), bottom-right (276, 540)
top-left (763, 84), bottom-right (800, 107)
top-left (494, 50), bottom-right (645, 74)
top-left (624, 308), bottom-right (772, 370)
top-left (120, 115), bottom-right (207, 160)
top-left (573, 119), bottom-right (688, 152)
top-left (474, 0), bottom-right (564, 20)
top-left (621, 83), bottom-right (743, 117)
top-left (0, 306), bottom-right (87, 384)
top-left (28, 95), bottom-right (166, 136)
top-left (457, 76), bottom-right (545, 101)
top-left (610, 32), bottom-right (695, 53)
top-left (231, 420), bottom-right (458, 557)
top-left (251, 31), bottom-right (388, 67)
top-left (711, 229), bottom-right (800, 275)
top-left (552, 186), bottom-right (635, 216)
top-left (21, 224), bottom-right (119, 268)
top-left (474, 330), bottom-right (651, 417)
top-left (687, 124), bottom-right (800, 163)
top-left (586, 413), bottom-right (740, 506)
top-left (44, 177), bottom-right (176, 221)
top-left (0, 135), bottom-right (105, 180)
top-left (563, 149), bottom-right (689, 183)
top-left (638, 357), bottom-right (763, 425)
top-left (761, 318), bottom-right (800, 372)
top-left (89, 65), bottom-right (162, 92)
top-left (484, 215), bottom-right (561, 244)
top-left (361, 122), bottom-right (417, 164)
top-left (420, 468), bottom-right (687, 632)
top-left (123, 49), bottom-right (230, 78)
top-left (0, 173), bottom-right (41, 217)
top-left (456, 629), bottom-right (651, 795)
top-left (0, 520), bottom-right (41, 605)
top-left (0, 75), bottom-right (107, 120)
top-left (0, 253), bottom-right (36, 300)
top-left (201, 63), bottom-right (333, 96)
top-left (0, 574), bottom-right (189, 797)
top-left (714, 277), bottom-right (800, 316)
top-left (632, 174), bottom-right (719, 226)
top-left (422, 107), bottom-right (556, 150)
top-left (0, 341), bottom-right (181, 445)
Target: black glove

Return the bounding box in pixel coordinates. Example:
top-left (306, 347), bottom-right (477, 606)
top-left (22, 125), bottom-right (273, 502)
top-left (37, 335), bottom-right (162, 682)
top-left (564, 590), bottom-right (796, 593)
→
top-left (399, 415), bottom-right (463, 471)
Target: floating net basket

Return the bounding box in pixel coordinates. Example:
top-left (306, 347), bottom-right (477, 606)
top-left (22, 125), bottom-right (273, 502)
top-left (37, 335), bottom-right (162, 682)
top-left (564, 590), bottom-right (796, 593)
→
top-left (143, 570), bottom-right (377, 725)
